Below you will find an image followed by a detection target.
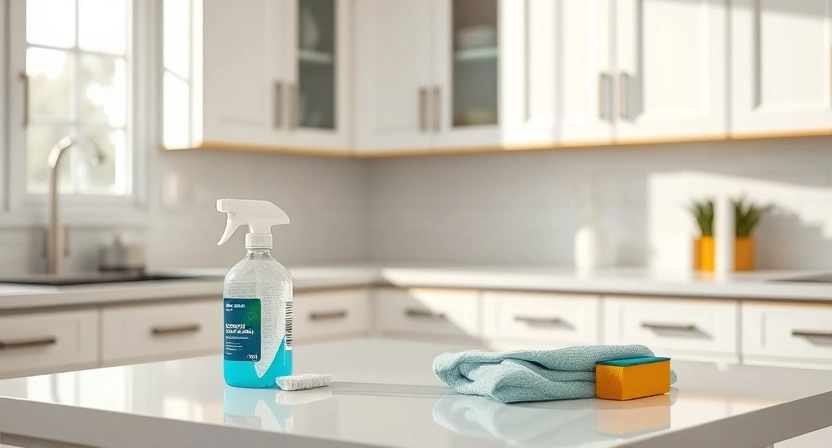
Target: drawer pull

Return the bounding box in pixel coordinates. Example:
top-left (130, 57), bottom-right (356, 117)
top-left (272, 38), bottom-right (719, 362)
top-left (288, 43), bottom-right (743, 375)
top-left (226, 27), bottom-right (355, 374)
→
top-left (405, 308), bottom-right (445, 319)
top-left (310, 310), bottom-right (348, 321)
top-left (0, 336), bottom-right (57, 350)
top-left (641, 322), bottom-right (697, 332)
top-left (151, 324), bottom-right (201, 336)
top-left (792, 330), bottom-right (832, 340)
top-left (514, 316), bottom-right (563, 325)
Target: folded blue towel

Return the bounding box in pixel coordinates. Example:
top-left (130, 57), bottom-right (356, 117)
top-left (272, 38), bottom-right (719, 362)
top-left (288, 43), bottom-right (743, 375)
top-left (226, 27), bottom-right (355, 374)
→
top-left (433, 345), bottom-right (678, 403)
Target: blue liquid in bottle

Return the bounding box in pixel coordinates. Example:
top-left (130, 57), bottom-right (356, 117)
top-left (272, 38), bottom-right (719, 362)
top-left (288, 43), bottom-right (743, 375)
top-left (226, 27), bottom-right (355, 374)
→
top-left (224, 247), bottom-right (293, 388)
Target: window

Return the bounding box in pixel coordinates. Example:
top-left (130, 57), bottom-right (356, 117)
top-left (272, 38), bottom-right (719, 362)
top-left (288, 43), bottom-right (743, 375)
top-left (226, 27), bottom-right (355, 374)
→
top-left (19, 0), bottom-right (133, 197)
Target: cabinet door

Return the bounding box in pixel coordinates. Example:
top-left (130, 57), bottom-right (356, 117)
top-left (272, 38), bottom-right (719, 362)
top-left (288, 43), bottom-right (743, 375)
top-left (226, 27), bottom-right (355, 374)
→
top-left (101, 300), bottom-right (221, 364)
top-left (354, 0), bottom-right (433, 153)
top-left (503, 0), bottom-right (614, 146)
top-left (0, 310), bottom-right (98, 379)
top-left (615, 0), bottom-right (727, 140)
top-left (431, 0), bottom-right (501, 148)
top-left (200, 0), bottom-right (285, 147)
top-left (283, 0), bottom-right (351, 151)
top-left (732, 0), bottom-right (832, 135)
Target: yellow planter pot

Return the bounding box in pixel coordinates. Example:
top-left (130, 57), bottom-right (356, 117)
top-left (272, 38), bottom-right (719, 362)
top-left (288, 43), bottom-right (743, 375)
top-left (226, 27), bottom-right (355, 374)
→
top-left (694, 237), bottom-right (755, 272)
top-left (734, 237), bottom-right (755, 271)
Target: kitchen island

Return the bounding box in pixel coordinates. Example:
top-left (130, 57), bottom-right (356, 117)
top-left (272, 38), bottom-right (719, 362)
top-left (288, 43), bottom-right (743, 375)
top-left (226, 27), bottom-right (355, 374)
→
top-left (1, 338), bottom-right (831, 448)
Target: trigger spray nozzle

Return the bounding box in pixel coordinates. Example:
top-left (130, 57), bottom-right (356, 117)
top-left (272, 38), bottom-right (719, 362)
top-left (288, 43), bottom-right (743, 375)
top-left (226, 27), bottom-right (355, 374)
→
top-left (217, 199), bottom-right (290, 249)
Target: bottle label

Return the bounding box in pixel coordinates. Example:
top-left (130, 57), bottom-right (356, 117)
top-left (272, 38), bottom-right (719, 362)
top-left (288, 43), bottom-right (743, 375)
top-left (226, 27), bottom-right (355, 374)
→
top-left (224, 298), bottom-right (261, 362)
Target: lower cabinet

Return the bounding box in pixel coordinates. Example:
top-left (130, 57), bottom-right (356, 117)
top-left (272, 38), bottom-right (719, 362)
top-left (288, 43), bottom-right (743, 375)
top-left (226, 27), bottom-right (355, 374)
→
top-left (743, 301), bottom-right (832, 369)
top-left (294, 288), bottom-right (371, 343)
top-left (7, 287), bottom-right (832, 378)
top-left (482, 291), bottom-right (600, 350)
top-left (376, 288), bottom-right (480, 341)
top-left (0, 309), bottom-right (98, 379)
top-left (603, 296), bottom-right (740, 363)
top-left (101, 299), bottom-right (221, 365)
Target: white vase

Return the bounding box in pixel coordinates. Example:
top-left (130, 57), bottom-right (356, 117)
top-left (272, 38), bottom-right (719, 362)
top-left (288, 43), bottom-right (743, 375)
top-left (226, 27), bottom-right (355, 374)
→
top-left (574, 225), bottom-right (605, 271)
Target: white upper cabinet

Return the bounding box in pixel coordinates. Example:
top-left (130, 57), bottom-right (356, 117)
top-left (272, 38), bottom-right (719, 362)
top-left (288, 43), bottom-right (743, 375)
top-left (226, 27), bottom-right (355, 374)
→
top-left (284, 0), bottom-right (352, 150)
top-left (615, 0), bottom-right (727, 141)
top-left (199, 0), bottom-right (285, 148)
top-left (163, 0), bottom-right (351, 153)
top-left (731, 0), bottom-right (832, 135)
top-left (431, 0), bottom-right (501, 149)
top-left (503, 0), bottom-right (614, 146)
top-left (162, 0), bottom-right (830, 156)
top-left (355, 0), bottom-right (507, 153)
top-left (354, 0), bottom-right (433, 152)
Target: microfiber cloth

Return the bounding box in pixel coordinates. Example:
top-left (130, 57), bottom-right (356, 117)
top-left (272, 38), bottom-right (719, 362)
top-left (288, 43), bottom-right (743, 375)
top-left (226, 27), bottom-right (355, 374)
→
top-left (433, 345), bottom-right (677, 403)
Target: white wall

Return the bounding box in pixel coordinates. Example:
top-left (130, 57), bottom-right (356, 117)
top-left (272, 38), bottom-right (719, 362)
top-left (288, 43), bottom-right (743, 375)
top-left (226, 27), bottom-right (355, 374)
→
top-left (368, 137), bottom-right (832, 270)
top-left (0, 149), bottom-right (369, 275)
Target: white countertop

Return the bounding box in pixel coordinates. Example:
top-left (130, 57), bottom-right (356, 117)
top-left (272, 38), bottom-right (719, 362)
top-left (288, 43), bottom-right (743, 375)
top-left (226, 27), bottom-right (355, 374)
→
top-left (1, 338), bottom-right (831, 448)
top-left (1, 264), bottom-right (831, 311)
top-left (0, 266), bottom-right (378, 311)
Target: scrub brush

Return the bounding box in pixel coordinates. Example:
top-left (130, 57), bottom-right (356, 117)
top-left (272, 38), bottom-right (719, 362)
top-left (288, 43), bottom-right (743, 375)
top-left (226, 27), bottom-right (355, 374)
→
top-left (276, 373), bottom-right (331, 391)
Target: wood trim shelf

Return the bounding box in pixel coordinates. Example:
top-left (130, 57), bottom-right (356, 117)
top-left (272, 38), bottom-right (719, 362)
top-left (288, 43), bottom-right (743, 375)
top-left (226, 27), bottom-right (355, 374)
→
top-left (161, 130), bottom-right (832, 159)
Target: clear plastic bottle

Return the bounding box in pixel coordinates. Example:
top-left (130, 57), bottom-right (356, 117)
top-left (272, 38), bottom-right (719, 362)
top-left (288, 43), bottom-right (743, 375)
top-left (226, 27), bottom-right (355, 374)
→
top-left (224, 247), bottom-right (293, 388)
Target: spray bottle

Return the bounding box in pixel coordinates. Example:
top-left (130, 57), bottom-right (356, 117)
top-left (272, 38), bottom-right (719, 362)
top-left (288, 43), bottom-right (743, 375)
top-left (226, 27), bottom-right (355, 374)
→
top-left (217, 199), bottom-right (292, 388)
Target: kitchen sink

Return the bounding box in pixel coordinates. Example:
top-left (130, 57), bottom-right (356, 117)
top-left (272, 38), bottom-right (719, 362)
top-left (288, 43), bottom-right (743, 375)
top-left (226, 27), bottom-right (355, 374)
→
top-left (0, 272), bottom-right (215, 287)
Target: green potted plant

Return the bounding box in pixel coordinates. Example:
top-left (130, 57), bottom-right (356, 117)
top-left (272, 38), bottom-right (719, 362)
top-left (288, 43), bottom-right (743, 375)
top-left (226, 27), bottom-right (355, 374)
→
top-left (689, 198), bottom-right (771, 271)
top-left (732, 197), bottom-right (773, 271)
top-left (690, 199), bottom-right (715, 271)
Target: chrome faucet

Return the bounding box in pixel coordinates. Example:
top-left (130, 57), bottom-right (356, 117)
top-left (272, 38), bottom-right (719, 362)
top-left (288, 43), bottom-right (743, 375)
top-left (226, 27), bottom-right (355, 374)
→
top-left (46, 135), bottom-right (105, 275)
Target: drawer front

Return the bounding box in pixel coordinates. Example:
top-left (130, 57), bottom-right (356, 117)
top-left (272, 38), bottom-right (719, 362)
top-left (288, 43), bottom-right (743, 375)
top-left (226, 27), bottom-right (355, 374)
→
top-left (294, 289), bottom-right (370, 342)
top-left (101, 299), bottom-right (221, 363)
top-left (743, 302), bottom-right (832, 367)
top-left (603, 296), bottom-right (739, 361)
top-left (483, 291), bottom-right (600, 346)
top-left (0, 309), bottom-right (98, 378)
top-left (377, 288), bottom-right (479, 338)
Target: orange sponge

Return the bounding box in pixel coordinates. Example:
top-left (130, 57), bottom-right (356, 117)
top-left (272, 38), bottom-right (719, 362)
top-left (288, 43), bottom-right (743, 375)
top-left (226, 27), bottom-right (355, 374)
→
top-left (595, 357), bottom-right (671, 401)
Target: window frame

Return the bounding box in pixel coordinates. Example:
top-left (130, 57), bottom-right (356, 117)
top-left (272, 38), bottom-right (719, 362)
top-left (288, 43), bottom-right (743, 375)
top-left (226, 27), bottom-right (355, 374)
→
top-left (3, 0), bottom-right (152, 227)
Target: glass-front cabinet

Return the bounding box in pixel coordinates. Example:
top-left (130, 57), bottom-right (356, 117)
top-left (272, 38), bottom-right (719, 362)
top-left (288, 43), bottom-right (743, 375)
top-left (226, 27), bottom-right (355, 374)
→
top-left (431, 0), bottom-right (501, 149)
top-left (284, 0), bottom-right (350, 149)
top-left (162, 0), bottom-right (350, 153)
top-left (295, 0), bottom-right (336, 130)
top-left (450, 0), bottom-right (498, 129)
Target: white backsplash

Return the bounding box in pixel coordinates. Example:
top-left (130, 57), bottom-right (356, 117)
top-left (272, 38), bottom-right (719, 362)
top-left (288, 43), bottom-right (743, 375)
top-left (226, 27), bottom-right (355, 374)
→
top-left (0, 149), bottom-right (369, 275)
top-left (368, 137), bottom-right (832, 270)
top-left (2, 137), bottom-right (832, 275)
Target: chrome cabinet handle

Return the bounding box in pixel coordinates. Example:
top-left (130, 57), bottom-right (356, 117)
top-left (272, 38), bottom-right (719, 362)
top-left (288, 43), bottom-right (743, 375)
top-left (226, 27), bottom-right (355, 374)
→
top-left (514, 316), bottom-right (563, 325)
top-left (0, 336), bottom-right (57, 350)
top-left (619, 72), bottom-right (631, 120)
top-left (310, 310), bottom-right (348, 321)
top-left (289, 84), bottom-right (298, 130)
top-left (792, 330), bottom-right (832, 339)
top-left (274, 81), bottom-right (283, 129)
top-left (432, 86), bottom-right (441, 131)
top-left (151, 323), bottom-right (201, 336)
top-left (20, 72), bottom-right (30, 127)
top-left (598, 73), bottom-right (611, 120)
top-left (419, 87), bottom-right (428, 132)
top-left (405, 308), bottom-right (445, 319)
top-left (641, 322), bottom-right (697, 332)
